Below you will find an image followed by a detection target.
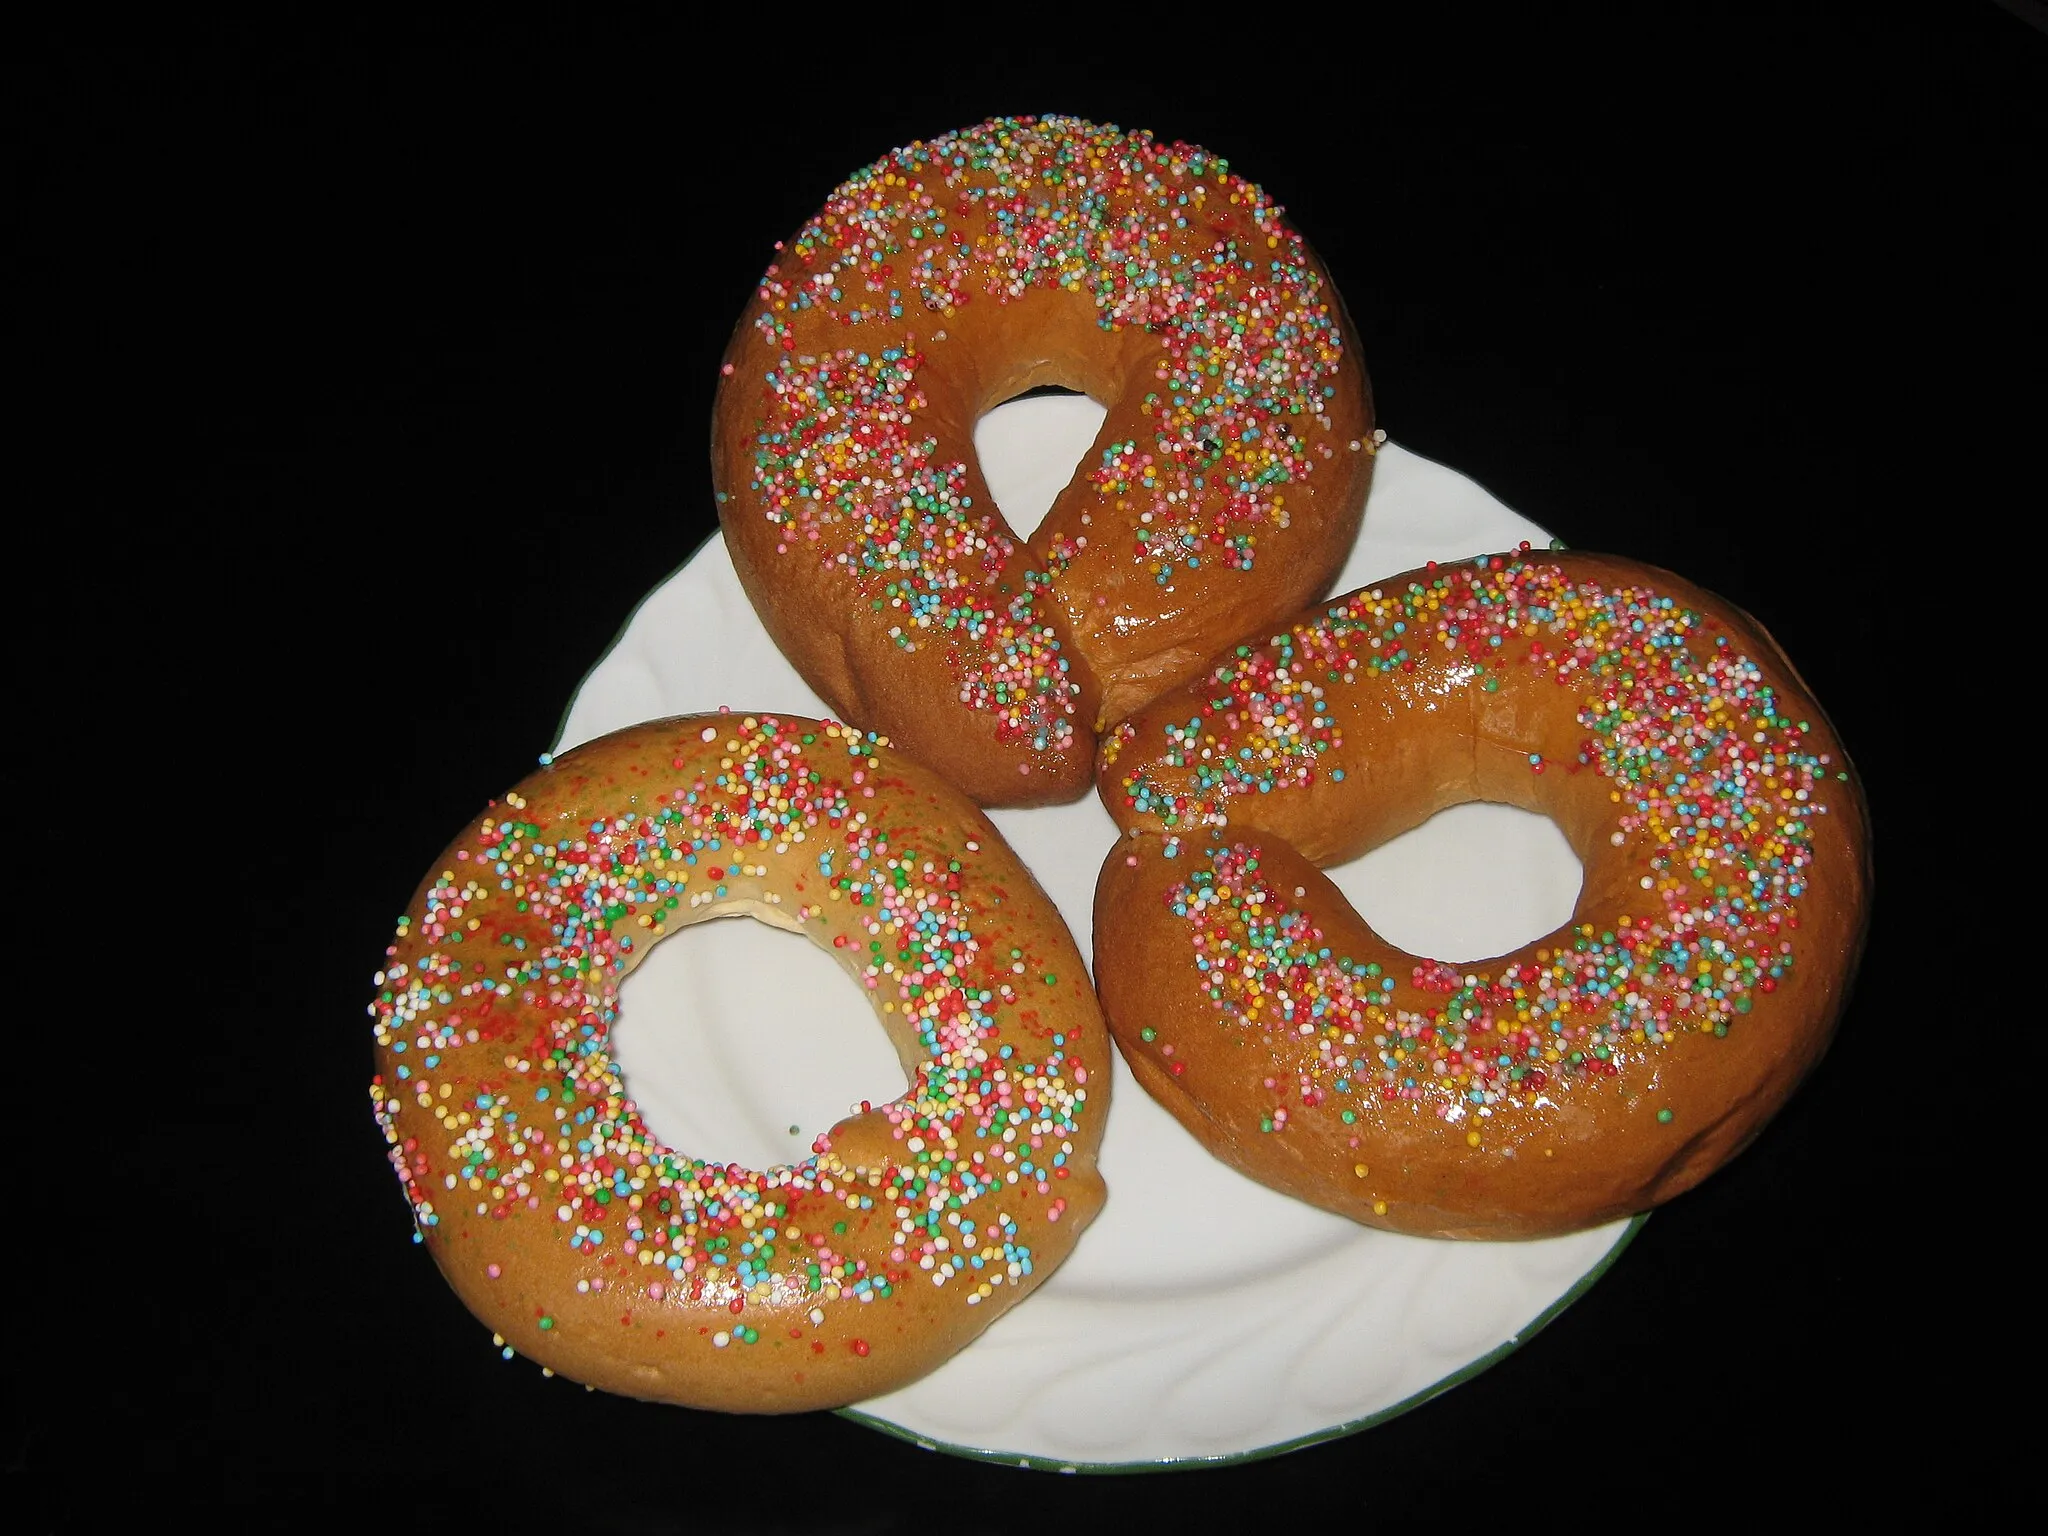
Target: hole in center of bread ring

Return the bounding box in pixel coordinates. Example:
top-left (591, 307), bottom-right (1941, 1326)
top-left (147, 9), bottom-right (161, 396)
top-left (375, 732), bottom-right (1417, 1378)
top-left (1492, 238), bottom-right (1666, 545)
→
top-left (612, 915), bottom-right (911, 1171)
top-left (1334, 802), bottom-right (1582, 965)
top-left (972, 386), bottom-right (1107, 541)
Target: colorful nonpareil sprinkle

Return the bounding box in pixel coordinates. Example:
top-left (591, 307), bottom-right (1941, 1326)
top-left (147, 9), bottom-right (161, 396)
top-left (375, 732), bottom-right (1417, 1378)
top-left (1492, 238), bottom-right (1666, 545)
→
top-left (1122, 553), bottom-right (1846, 1122)
top-left (368, 716), bottom-right (1095, 1359)
top-left (728, 115), bottom-right (1362, 745)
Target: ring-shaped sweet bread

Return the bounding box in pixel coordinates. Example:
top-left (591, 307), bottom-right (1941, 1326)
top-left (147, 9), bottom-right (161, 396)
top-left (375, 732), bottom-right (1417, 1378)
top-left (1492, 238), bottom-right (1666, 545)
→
top-left (713, 115), bottom-right (1376, 806)
top-left (369, 712), bottom-right (1111, 1408)
top-left (1093, 550), bottom-right (1870, 1239)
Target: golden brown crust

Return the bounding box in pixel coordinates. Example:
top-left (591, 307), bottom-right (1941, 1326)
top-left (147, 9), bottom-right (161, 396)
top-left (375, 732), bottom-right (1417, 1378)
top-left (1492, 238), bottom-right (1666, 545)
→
top-left (712, 116), bottom-right (1374, 807)
top-left (1092, 550), bottom-right (1871, 1239)
top-left (369, 713), bottom-right (1110, 1409)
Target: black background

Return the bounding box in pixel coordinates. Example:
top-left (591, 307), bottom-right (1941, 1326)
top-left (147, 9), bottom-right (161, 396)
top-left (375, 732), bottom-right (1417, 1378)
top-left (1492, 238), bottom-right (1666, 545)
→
top-left (20, 4), bottom-right (2039, 1528)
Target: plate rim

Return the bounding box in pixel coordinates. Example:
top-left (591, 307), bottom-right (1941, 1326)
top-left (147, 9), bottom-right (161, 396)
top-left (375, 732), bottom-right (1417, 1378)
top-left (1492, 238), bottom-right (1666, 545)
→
top-left (832, 1212), bottom-right (1646, 1472)
top-left (548, 435), bottom-right (1633, 1470)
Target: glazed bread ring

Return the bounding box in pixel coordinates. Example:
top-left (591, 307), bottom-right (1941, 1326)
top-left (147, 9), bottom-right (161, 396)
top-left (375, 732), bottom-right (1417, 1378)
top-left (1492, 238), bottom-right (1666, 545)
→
top-left (368, 712), bottom-right (1111, 1411)
top-left (712, 114), bottom-right (1376, 807)
top-left (1093, 550), bottom-right (1870, 1239)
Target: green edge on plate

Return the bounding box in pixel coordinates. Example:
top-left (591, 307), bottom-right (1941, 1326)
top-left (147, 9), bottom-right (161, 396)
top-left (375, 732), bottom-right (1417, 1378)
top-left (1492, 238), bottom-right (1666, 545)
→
top-left (835, 1212), bottom-right (1648, 1475)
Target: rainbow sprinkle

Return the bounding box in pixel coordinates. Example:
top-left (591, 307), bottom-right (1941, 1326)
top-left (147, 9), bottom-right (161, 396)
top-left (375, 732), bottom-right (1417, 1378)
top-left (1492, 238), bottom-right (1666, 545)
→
top-left (723, 115), bottom-right (1363, 747)
top-left (368, 716), bottom-right (1096, 1356)
top-left (1118, 553), bottom-right (1850, 1123)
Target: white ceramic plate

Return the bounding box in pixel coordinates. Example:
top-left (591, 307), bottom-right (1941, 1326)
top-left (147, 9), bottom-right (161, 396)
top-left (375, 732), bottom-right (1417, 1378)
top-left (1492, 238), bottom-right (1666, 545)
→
top-left (553, 397), bottom-right (1639, 1470)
